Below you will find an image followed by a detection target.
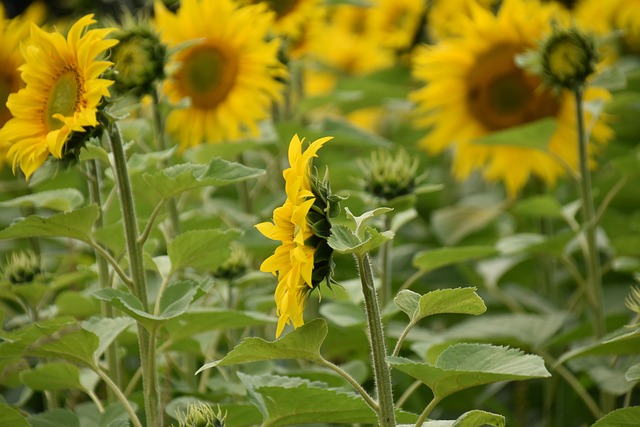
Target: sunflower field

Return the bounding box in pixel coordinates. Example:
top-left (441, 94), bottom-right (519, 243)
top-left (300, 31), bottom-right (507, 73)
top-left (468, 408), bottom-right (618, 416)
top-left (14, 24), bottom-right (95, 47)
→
top-left (1, 0), bottom-right (640, 426)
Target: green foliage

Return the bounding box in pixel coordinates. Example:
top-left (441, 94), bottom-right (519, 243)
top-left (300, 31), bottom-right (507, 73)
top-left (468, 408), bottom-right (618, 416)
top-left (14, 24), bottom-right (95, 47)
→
top-left (167, 229), bottom-right (242, 273)
top-left (591, 407), bottom-right (640, 426)
top-left (395, 288), bottom-right (487, 323)
top-left (0, 205), bottom-right (99, 243)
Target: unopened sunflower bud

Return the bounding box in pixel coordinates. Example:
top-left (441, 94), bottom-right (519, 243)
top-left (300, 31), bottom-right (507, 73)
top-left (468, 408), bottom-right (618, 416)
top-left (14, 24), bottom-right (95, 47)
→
top-left (541, 29), bottom-right (597, 90)
top-left (213, 243), bottom-right (250, 280)
top-left (173, 402), bottom-right (226, 427)
top-left (626, 285), bottom-right (640, 316)
top-left (361, 148), bottom-right (419, 201)
top-left (3, 250), bottom-right (42, 285)
top-left (108, 15), bottom-right (166, 95)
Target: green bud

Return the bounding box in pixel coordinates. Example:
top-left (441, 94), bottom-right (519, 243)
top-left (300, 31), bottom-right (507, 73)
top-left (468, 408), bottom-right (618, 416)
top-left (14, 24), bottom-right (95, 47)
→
top-left (626, 285), bottom-right (640, 316)
top-left (213, 243), bottom-right (250, 280)
top-left (360, 147), bottom-right (420, 202)
top-left (3, 250), bottom-right (42, 285)
top-left (173, 402), bottom-right (226, 427)
top-left (541, 28), bottom-right (597, 90)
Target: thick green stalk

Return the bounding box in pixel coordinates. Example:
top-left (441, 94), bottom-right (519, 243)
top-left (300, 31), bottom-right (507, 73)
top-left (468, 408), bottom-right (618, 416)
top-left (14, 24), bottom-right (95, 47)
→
top-left (86, 160), bottom-right (121, 400)
top-left (379, 214), bottom-right (393, 307)
top-left (574, 88), bottom-right (605, 338)
top-left (107, 122), bottom-right (160, 427)
top-left (356, 253), bottom-right (396, 427)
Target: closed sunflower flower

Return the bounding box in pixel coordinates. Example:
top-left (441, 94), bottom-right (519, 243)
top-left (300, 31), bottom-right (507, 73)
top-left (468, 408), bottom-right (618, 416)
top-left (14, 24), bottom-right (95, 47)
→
top-left (1, 14), bottom-right (117, 179)
top-left (256, 134), bottom-right (338, 337)
top-left (411, 0), bottom-right (613, 197)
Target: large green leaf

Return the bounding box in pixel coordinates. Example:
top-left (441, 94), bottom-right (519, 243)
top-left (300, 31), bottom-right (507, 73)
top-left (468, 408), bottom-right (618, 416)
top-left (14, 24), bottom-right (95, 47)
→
top-left (328, 224), bottom-right (394, 256)
top-left (400, 409), bottom-right (505, 427)
top-left (412, 246), bottom-right (498, 274)
top-left (143, 157), bottom-right (264, 199)
top-left (28, 409), bottom-right (80, 427)
top-left (93, 288), bottom-right (158, 330)
top-left (394, 288), bottom-right (486, 324)
top-left (167, 229), bottom-right (242, 273)
top-left (20, 362), bottom-right (83, 391)
top-left (431, 203), bottom-right (505, 246)
top-left (389, 343), bottom-right (550, 399)
top-left (196, 319), bottom-right (328, 373)
top-left (0, 402), bottom-right (30, 427)
top-left (0, 205), bottom-right (99, 243)
top-left (238, 373), bottom-right (417, 427)
top-left (82, 317), bottom-right (134, 360)
top-left (591, 407), bottom-right (640, 426)
top-left (0, 189), bottom-right (84, 211)
top-left (158, 280), bottom-right (200, 319)
top-left (164, 308), bottom-right (275, 341)
top-left (512, 195), bottom-right (564, 218)
top-left (557, 328), bottom-right (640, 365)
top-left (473, 117), bottom-right (557, 150)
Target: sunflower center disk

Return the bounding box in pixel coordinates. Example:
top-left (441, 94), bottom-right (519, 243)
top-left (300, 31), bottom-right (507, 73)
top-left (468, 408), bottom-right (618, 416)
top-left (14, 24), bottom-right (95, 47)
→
top-left (180, 45), bottom-right (238, 109)
top-left (467, 45), bottom-right (559, 131)
top-left (45, 69), bottom-right (81, 131)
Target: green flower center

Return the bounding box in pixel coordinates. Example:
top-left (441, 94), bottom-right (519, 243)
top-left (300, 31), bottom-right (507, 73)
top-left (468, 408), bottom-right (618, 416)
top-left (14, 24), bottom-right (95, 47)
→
top-left (254, 0), bottom-right (298, 18)
top-left (45, 67), bottom-right (83, 131)
top-left (467, 44), bottom-right (559, 131)
top-left (179, 45), bottom-right (238, 109)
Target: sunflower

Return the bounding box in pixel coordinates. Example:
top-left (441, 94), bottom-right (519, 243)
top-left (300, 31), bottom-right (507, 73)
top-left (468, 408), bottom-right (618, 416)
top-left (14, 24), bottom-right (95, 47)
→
top-left (1, 14), bottom-right (117, 179)
top-left (0, 3), bottom-right (45, 163)
top-left (411, 0), bottom-right (612, 197)
top-left (256, 134), bottom-right (332, 337)
top-left (427, 0), bottom-right (499, 41)
top-left (241, 0), bottom-right (325, 39)
top-left (369, 0), bottom-right (426, 51)
top-left (576, 0), bottom-right (640, 53)
top-left (154, 0), bottom-right (285, 149)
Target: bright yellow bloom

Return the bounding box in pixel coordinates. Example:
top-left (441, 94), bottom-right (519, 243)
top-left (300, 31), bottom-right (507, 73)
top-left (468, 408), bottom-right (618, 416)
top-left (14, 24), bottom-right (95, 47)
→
top-left (154, 0), bottom-right (285, 149)
top-left (256, 134), bottom-right (332, 337)
top-left (369, 0), bottom-right (426, 51)
top-left (1, 14), bottom-right (117, 179)
top-left (0, 3), bottom-right (45, 164)
top-left (576, 0), bottom-right (640, 52)
top-left (411, 0), bottom-right (613, 197)
top-left (428, 0), bottom-right (498, 41)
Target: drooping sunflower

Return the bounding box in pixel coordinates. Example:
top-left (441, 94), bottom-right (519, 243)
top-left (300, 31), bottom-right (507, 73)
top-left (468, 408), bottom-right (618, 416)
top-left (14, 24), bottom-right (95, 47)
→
top-left (0, 3), bottom-right (45, 163)
top-left (1, 14), bottom-right (117, 179)
top-left (411, 0), bottom-right (612, 197)
top-left (241, 0), bottom-right (325, 39)
top-left (256, 134), bottom-right (333, 337)
top-left (154, 0), bottom-right (285, 149)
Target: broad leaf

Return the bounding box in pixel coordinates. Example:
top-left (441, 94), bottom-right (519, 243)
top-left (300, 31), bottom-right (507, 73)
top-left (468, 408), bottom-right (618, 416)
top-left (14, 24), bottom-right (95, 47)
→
top-left (512, 195), bottom-right (564, 218)
top-left (238, 373), bottom-right (417, 427)
top-left (0, 189), bottom-right (84, 211)
top-left (412, 246), bottom-right (498, 274)
top-left (431, 203), bottom-right (505, 246)
top-left (0, 402), bottom-right (30, 427)
top-left (401, 410), bottom-right (505, 427)
top-left (28, 409), bottom-right (80, 427)
top-left (143, 157), bottom-right (264, 199)
top-left (473, 117), bottom-right (556, 150)
top-left (20, 362), bottom-right (82, 391)
top-left (22, 321), bottom-right (99, 369)
top-left (557, 329), bottom-right (640, 365)
top-left (82, 317), bottom-right (134, 360)
top-left (196, 319), bottom-right (328, 373)
top-left (395, 288), bottom-right (486, 324)
top-left (164, 308), bottom-right (275, 341)
top-left (591, 407), bottom-right (640, 426)
top-left (389, 343), bottom-right (550, 399)
top-left (93, 288), bottom-right (159, 330)
top-left (328, 224), bottom-right (394, 256)
top-left (158, 280), bottom-right (200, 319)
top-left (168, 229), bottom-right (242, 273)
top-left (0, 205), bottom-right (99, 243)
top-left (625, 363), bottom-right (640, 382)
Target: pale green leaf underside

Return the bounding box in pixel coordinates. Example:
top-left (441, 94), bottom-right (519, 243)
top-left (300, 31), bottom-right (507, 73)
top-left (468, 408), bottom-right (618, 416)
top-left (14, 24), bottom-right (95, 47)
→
top-left (412, 246), bottom-right (498, 274)
top-left (395, 288), bottom-right (486, 323)
top-left (0, 205), bottom-right (99, 243)
top-left (0, 189), bottom-right (84, 211)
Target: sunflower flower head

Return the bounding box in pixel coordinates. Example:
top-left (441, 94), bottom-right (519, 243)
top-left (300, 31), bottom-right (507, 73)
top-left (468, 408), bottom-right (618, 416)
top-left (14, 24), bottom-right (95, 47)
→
top-left (535, 27), bottom-right (598, 91)
top-left (360, 147), bottom-right (420, 202)
top-left (107, 13), bottom-right (166, 96)
top-left (1, 14), bottom-right (118, 179)
top-left (256, 134), bottom-right (339, 337)
top-left (154, 0), bottom-right (285, 149)
top-left (3, 250), bottom-right (42, 285)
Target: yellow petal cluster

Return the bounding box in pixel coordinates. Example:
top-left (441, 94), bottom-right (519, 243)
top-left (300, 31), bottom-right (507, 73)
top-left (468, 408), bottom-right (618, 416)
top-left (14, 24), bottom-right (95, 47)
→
top-left (256, 134), bottom-right (331, 337)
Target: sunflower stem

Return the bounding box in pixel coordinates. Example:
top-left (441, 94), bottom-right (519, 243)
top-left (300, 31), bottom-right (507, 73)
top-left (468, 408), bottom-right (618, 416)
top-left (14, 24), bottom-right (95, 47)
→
top-left (106, 121), bottom-right (161, 427)
top-left (86, 159), bottom-right (122, 401)
top-left (574, 87), bottom-right (605, 339)
top-left (379, 213), bottom-right (393, 308)
top-left (356, 253), bottom-right (396, 427)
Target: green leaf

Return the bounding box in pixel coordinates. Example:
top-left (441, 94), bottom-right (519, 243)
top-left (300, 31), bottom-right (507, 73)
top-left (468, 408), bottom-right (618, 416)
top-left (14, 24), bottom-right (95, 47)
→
top-left (412, 246), bottom-right (498, 274)
top-left (164, 308), bottom-right (275, 341)
top-left (556, 329), bottom-right (640, 366)
top-left (237, 373), bottom-right (417, 427)
top-left (591, 407), bottom-right (640, 426)
top-left (93, 288), bottom-right (160, 330)
top-left (82, 317), bottom-right (134, 360)
top-left (401, 410), bottom-right (505, 427)
top-left (496, 232), bottom-right (574, 257)
top-left (0, 402), bottom-right (30, 427)
top-left (20, 362), bottom-right (83, 391)
top-left (394, 288), bottom-right (486, 324)
top-left (388, 343), bottom-right (550, 400)
top-left (0, 205), bottom-right (99, 243)
top-left (431, 203), bottom-right (505, 246)
top-left (512, 195), bottom-right (564, 218)
top-left (168, 229), bottom-right (242, 273)
top-left (0, 189), bottom-right (84, 211)
top-left (158, 280), bottom-right (200, 318)
top-left (625, 363), bottom-right (640, 382)
top-left (28, 409), bottom-right (80, 427)
top-left (328, 224), bottom-right (394, 256)
top-left (23, 321), bottom-right (99, 369)
top-left (196, 319), bottom-right (328, 374)
top-left (143, 157), bottom-right (264, 199)
top-left (473, 117), bottom-right (557, 150)
top-left (320, 302), bottom-right (366, 327)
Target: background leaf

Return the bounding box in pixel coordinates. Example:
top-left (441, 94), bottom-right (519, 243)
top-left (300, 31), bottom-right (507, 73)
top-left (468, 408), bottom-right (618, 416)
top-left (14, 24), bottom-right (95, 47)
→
top-left (412, 246), bottom-right (498, 274)
top-left (167, 229), bottom-right (242, 273)
top-left (395, 288), bottom-right (486, 324)
top-left (0, 205), bottom-right (99, 243)
top-left (591, 407), bottom-right (640, 426)
top-left (0, 189), bottom-right (84, 211)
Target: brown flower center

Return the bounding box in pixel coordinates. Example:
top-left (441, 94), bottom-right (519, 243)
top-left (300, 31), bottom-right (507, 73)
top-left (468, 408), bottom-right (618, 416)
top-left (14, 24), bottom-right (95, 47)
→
top-left (44, 65), bottom-right (84, 131)
top-left (177, 44), bottom-right (239, 109)
top-left (467, 44), bottom-right (560, 131)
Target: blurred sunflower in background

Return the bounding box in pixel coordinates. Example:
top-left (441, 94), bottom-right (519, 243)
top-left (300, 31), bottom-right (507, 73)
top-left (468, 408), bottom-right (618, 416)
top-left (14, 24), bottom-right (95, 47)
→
top-left (427, 0), bottom-right (498, 41)
top-left (412, 0), bottom-right (613, 197)
top-left (576, 0), bottom-right (640, 54)
top-left (369, 0), bottom-right (426, 52)
top-left (1, 14), bottom-right (117, 179)
top-left (240, 0), bottom-right (325, 40)
top-left (154, 0), bottom-right (285, 149)
top-left (0, 2), bottom-right (45, 164)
